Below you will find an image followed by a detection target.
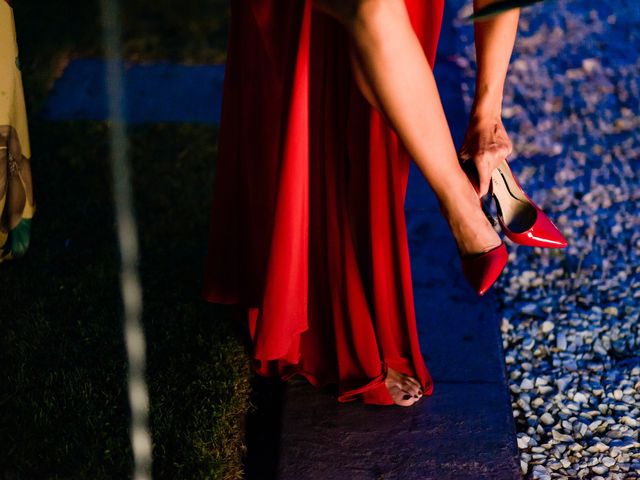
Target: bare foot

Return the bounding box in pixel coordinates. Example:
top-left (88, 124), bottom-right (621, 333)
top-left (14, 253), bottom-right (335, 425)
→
top-left (385, 367), bottom-right (423, 407)
top-left (438, 179), bottom-right (502, 258)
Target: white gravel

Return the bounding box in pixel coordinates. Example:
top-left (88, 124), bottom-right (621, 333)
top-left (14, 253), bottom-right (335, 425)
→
top-left (451, 1), bottom-right (640, 478)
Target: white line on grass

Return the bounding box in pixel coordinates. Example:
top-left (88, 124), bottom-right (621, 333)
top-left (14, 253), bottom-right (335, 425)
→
top-left (100, 1), bottom-right (153, 479)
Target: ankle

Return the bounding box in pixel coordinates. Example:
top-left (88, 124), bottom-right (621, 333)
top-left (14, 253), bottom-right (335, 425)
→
top-left (438, 187), bottom-right (500, 254)
top-left (437, 182), bottom-right (480, 221)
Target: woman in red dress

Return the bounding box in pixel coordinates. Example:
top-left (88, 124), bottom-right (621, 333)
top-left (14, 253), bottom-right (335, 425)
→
top-left (202, 0), bottom-right (522, 406)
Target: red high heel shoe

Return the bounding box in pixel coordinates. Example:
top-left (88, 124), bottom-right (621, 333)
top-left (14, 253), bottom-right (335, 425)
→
top-left (440, 193), bottom-right (509, 296)
top-left (459, 241), bottom-right (508, 296)
top-left (490, 158), bottom-right (568, 248)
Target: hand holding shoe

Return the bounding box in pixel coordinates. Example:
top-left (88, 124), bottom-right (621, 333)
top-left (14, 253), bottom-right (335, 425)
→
top-left (458, 113), bottom-right (512, 198)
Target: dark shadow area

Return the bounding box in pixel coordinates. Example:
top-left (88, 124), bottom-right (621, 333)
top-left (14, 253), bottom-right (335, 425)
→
top-left (1, 2), bottom-right (254, 479)
top-left (0, 119), bottom-right (254, 479)
top-left (244, 375), bottom-right (286, 480)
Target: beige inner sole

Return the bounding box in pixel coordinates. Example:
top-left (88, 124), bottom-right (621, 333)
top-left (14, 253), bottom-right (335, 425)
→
top-left (491, 160), bottom-right (537, 233)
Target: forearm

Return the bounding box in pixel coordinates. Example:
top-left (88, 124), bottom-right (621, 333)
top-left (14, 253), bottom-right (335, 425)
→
top-left (471, 1), bottom-right (520, 121)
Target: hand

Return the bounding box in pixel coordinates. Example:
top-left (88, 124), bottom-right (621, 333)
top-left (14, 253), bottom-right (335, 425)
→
top-left (457, 114), bottom-right (513, 198)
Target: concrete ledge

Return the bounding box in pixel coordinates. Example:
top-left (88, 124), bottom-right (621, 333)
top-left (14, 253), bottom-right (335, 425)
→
top-left (278, 380), bottom-right (519, 480)
top-left (276, 2), bottom-right (521, 477)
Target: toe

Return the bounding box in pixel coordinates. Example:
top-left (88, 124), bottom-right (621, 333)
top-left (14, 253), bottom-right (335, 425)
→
top-left (401, 379), bottom-right (421, 398)
top-left (385, 368), bottom-right (423, 405)
top-left (403, 375), bottom-right (423, 392)
top-left (388, 385), bottom-right (418, 407)
top-left (397, 393), bottom-right (418, 407)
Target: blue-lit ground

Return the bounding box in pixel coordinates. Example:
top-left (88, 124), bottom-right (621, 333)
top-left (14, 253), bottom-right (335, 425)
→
top-left (452, 1), bottom-right (640, 478)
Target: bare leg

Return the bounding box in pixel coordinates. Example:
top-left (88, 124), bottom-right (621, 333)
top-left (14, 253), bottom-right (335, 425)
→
top-left (313, 0), bottom-right (502, 406)
top-left (313, 0), bottom-right (501, 258)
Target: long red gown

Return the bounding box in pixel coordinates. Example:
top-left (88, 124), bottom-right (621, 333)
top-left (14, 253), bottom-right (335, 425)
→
top-left (202, 0), bottom-right (445, 405)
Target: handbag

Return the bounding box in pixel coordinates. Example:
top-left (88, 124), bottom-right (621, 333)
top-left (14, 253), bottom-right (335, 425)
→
top-left (0, 0), bottom-right (35, 262)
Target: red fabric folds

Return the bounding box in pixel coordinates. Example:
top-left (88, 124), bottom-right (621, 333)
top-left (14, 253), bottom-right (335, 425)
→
top-left (202, 0), bottom-right (445, 405)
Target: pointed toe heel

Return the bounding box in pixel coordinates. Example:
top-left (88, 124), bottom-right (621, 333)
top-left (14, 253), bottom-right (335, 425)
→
top-left (460, 241), bottom-right (508, 296)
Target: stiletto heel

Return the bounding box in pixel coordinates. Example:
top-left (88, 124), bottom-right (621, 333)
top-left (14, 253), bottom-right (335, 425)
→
top-left (490, 158), bottom-right (568, 248)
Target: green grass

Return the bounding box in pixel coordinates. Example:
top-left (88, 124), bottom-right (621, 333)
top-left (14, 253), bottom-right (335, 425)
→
top-left (1, 1), bottom-right (252, 479)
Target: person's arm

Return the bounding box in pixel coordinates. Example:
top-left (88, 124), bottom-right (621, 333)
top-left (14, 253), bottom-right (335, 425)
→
top-left (458, 3), bottom-right (520, 198)
top-left (471, 2), bottom-right (520, 120)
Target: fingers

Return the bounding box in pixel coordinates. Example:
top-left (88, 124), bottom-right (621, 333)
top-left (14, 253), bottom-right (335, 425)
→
top-left (478, 167), bottom-right (491, 198)
top-left (474, 144), bottom-right (510, 197)
top-left (459, 116), bottom-right (512, 198)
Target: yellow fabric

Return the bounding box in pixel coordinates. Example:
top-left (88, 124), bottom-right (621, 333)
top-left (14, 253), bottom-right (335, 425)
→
top-left (0, 0), bottom-right (30, 159)
top-left (0, 1), bottom-right (34, 261)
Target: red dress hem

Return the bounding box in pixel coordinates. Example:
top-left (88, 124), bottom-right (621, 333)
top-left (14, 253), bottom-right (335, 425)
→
top-left (202, 289), bottom-right (435, 406)
top-left (202, 0), bottom-right (443, 407)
